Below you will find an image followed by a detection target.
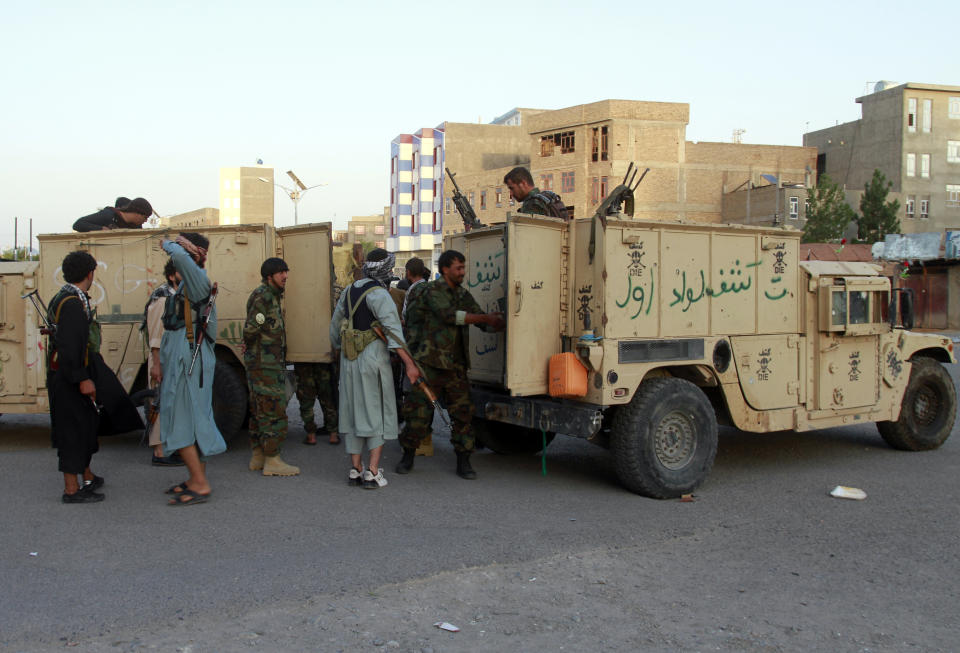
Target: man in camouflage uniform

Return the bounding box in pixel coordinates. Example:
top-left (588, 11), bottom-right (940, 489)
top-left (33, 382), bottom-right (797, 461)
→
top-left (244, 257), bottom-right (299, 476)
top-left (397, 249), bottom-right (505, 479)
top-left (503, 166), bottom-right (569, 218)
top-left (295, 362), bottom-right (339, 445)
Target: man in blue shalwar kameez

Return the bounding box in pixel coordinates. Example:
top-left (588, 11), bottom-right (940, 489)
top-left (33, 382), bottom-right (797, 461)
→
top-left (160, 233), bottom-right (226, 505)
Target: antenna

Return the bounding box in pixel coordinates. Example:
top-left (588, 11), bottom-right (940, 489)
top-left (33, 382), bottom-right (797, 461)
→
top-left (733, 128), bottom-right (745, 144)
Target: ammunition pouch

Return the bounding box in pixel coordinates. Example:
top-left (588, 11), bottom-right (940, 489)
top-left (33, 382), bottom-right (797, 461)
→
top-left (340, 322), bottom-right (378, 361)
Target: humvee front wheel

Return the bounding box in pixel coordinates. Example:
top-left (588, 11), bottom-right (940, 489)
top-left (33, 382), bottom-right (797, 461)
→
top-left (611, 378), bottom-right (718, 498)
top-left (877, 358), bottom-right (956, 451)
top-left (212, 359), bottom-right (248, 443)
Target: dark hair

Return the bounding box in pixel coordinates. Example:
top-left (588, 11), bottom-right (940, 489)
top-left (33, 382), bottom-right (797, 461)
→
top-left (438, 249), bottom-right (465, 272)
top-left (504, 166), bottom-right (533, 186)
top-left (163, 259), bottom-right (177, 284)
top-left (122, 197), bottom-right (153, 217)
top-left (115, 197), bottom-right (130, 209)
top-left (260, 257), bottom-right (289, 280)
top-left (62, 251), bottom-right (97, 284)
top-left (180, 232), bottom-right (209, 250)
top-left (405, 257), bottom-right (428, 279)
top-left (366, 247), bottom-right (389, 262)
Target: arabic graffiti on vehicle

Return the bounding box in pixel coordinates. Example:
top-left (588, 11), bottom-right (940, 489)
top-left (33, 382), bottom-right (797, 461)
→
top-left (757, 347), bottom-right (773, 381)
top-left (616, 268), bottom-right (655, 319)
top-left (577, 284), bottom-right (593, 327)
top-left (627, 243), bottom-right (646, 276)
top-left (765, 242), bottom-right (789, 300)
top-left (467, 251), bottom-right (504, 290)
top-left (219, 320), bottom-right (241, 343)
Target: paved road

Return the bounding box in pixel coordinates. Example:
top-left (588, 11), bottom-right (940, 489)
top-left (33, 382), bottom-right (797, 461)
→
top-left (1, 365), bottom-right (959, 652)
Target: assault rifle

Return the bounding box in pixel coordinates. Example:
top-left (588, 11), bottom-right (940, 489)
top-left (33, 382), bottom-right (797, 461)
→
top-left (188, 282), bottom-right (218, 382)
top-left (445, 168), bottom-right (482, 232)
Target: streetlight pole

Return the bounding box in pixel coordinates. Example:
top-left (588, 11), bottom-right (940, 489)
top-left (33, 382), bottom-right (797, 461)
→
top-left (259, 170), bottom-right (326, 225)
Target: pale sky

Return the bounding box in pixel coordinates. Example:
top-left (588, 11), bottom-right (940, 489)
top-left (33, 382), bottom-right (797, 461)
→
top-left (0, 0), bottom-right (955, 249)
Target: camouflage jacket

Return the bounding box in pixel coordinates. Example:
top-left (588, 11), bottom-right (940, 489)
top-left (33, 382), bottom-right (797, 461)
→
top-left (520, 186), bottom-right (550, 216)
top-left (406, 278), bottom-right (484, 370)
top-left (243, 283), bottom-right (285, 369)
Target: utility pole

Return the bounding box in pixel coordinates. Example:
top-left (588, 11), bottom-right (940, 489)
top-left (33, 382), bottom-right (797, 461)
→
top-left (13, 217), bottom-right (17, 261)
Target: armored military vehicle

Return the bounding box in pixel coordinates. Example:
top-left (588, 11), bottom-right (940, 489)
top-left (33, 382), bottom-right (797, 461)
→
top-left (447, 213), bottom-right (956, 498)
top-left (0, 223), bottom-right (335, 441)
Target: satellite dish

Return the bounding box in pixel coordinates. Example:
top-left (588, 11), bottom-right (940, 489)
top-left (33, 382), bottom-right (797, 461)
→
top-left (257, 158), bottom-right (264, 165)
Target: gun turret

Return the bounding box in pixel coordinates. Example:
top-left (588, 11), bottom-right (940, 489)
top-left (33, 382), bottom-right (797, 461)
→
top-left (445, 168), bottom-right (482, 232)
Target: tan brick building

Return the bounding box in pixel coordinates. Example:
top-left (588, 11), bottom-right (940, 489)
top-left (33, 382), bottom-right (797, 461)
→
top-left (219, 166), bottom-right (275, 226)
top-left (433, 100), bottom-right (815, 235)
top-left (804, 82), bottom-right (960, 234)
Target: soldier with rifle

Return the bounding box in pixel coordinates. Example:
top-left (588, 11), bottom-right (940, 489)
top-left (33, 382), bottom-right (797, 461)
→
top-left (159, 233), bottom-right (226, 506)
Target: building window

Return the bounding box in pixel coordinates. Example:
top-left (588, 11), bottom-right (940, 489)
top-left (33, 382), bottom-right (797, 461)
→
top-left (560, 131), bottom-right (575, 154)
top-left (233, 198), bottom-right (241, 209)
top-left (412, 152), bottom-right (417, 169)
top-left (600, 176), bottom-right (608, 199)
top-left (480, 190), bottom-right (487, 210)
top-left (374, 225), bottom-right (384, 235)
top-left (906, 153), bottom-right (916, 177)
top-left (224, 180), bottom-right (231, 190)
top-left (354, 225), bottom-right (365, 235)
top-left (920, 153), bottom-right (930, 178)
top-left (919, 198), bottom-right (929, 219)
top-left (947, 185), bottom-right (960, 208)
top-left (495, 187), bottom-right (503, 207)
top-left (948, 141), bottom-right (960, 163)
top-left (445, 197), bottom-right (451, 214)
top-left (591, 128), bottom-right (599, 162)
top-left (432, 210), bottom-right (438, 232)
top-left (561, 171), bottom-right (575, 194)
top-left (591, 177), bottom-right (599, 204)
top-left (789, 196), bottom-right (799, 219)
top-left (950, 97), bottom-right (960, 119)
top-left (541, 174), bottom-right (553, 191)
top-left (906, 196), bottom-right (915, 218)
top-left (601, 126), bottom-right (609, 161)
top-left (922, 99), bottom-right (932, 133)
top-left (540, 136), bottom-right (555, 157)
top-left (907, 98), bottom-right (917, 133)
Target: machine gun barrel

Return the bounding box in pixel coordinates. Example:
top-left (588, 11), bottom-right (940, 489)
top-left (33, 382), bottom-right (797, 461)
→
top-left (445, 167), bottom-right (481, 232)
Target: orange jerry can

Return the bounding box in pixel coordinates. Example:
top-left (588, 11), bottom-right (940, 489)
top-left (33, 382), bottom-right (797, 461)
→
top-left (549, 352), bottom-right (588, 398)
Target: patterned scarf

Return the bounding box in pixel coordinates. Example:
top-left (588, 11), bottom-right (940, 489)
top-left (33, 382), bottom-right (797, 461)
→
top-left (61, 283), bottom-right (92, 320)
top-left (363, 252), bottom-right (396, 288)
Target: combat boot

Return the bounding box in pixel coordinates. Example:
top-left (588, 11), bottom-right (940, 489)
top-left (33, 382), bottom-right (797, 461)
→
top-left (249, 445), bottom-right (265, 471)
top-left (456, 452), bottom-right (477, 480)
top-left (395, 448), bottom-right (416, 474)
top-left (262, 455), bottom-right (300, 476)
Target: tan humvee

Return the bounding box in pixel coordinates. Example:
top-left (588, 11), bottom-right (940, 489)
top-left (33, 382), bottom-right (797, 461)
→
top-left (447, 213), bottom-right (957, 498)
top-left (0, 223), bottom-right (334, 440)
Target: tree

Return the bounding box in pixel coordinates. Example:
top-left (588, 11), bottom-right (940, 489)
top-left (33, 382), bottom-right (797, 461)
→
top-left (1, 246), bottom-right (39, 261)
top-left (802, 174), bottom-right (857, 243)
top-left (857, 169), bottom-right (900, 244)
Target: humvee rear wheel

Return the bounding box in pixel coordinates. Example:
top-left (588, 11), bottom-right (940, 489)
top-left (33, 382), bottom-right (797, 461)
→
top-left (213, 360), bottom-right (248, 443)
top-left (473, 418), bottom-right (555, 454)
top-left (877, 358), bottom-right (956, 451)
top-left (611, 378), bottom-right (718, 498)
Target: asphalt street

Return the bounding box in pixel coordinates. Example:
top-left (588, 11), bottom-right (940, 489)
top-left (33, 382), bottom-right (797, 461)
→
top-left (1, 365), bottom-right (959, 652)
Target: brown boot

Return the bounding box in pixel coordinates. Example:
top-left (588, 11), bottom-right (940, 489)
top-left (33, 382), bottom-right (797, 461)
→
top-left (249, 446), bottom-right (265, 471)
top-left (262, 455), bottom-right (300, 476)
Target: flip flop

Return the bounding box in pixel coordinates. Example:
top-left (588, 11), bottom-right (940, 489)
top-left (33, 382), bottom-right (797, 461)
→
top-left (302, 436), bottom-right (317, 446)
top-left (167, 489), bottom-right (209, 506)
top-left (164, 482), bottom-right (190, 495)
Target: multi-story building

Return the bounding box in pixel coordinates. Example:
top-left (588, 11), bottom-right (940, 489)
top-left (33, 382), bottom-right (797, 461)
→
top-left (162, 207), bottom-right (220, 229)
top-left (390, 101), bottom-right (816, 252)
top-left (803, 82), bottom-right (960, 234)
top-left (218, 166), bottom-right (274, 226)
top-left (345, 208), bottom-right (389, 248)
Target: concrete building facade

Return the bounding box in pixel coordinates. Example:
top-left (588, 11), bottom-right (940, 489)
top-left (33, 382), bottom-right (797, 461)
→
top-left (391, 100), bottom-right (816, 249)
top-left (219, 166), bottom-right (275, 226)
top-left (163, 207), bottom-right (220, 229)
top-left (803, 82), bottom-right (960, 234)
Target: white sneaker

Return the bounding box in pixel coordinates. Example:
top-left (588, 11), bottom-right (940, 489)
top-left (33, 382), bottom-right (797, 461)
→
top-left (348, 466), bottom-right (364, 486)
top-left (362, 468), bottom-right (387, 489)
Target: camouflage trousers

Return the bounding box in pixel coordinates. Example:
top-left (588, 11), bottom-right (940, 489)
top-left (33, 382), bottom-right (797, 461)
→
top-left (248, 366), bottom-right (288, 456)
top-left (294, 362), bottom-right (338, 433)
top-left (400, 364), bottom-right (475, 453)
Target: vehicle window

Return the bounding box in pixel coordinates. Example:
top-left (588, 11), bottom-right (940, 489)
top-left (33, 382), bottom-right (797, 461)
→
top-left (849, 291), bottom-right (869, 324)
top-left (831, 291), bottom-right (847, 326)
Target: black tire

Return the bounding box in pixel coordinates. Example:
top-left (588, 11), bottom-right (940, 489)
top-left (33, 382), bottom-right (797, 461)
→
top-left (213, 359), bottom-right (248, 443)
top-left (473, 417), bottom-right (555, 454)
top-left (877, 358), bottom-right (956, 451)
top-left (610, 377), bottom-right (718, 498)
top-left (129, 388), bottom-right (156, 408)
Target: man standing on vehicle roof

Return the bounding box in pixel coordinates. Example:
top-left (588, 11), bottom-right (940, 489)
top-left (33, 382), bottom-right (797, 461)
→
top-left (245, 257), bottom-right (300, 476)
top-left (397, 249), bottom-right (505, 480)
top-left (73, 197), bottom-right (153, 232)
top-left (159, 233), bottom-right (226, 505)
top-left (503, 166), bottom-right (568, 219)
